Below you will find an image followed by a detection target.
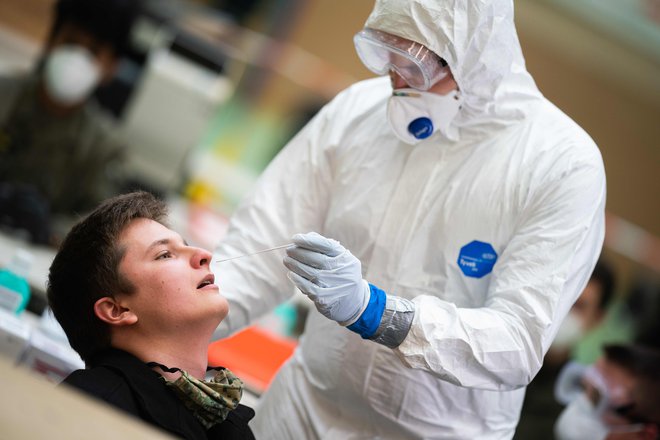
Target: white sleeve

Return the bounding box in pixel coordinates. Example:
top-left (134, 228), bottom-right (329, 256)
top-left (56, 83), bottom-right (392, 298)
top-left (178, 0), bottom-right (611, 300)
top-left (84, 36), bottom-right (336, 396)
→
top-left (396, 155), bottom-right (606, 391)
top-left (212, 100), bottom-right (338, 340)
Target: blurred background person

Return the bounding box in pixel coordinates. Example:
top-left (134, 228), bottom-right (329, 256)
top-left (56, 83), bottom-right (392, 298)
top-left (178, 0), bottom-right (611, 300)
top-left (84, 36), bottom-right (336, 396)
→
top-left (554, 343), bottom-right (660, 440)
top-left (515, 259), bottom-right (637, 439)
top-left (551, 259), bottom-right (632, 366)
top-left (0, 0), bottom-right (142, 245)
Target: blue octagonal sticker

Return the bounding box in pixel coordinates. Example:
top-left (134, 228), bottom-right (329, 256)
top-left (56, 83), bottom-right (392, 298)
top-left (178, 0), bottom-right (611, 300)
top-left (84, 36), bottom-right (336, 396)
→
top-left (457, 240), bottom-right (498, 278)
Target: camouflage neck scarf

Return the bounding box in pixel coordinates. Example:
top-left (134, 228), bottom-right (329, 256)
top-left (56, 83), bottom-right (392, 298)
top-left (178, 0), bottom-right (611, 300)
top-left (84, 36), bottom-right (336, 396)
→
top-left (147, 362), bottom-right (243, 429)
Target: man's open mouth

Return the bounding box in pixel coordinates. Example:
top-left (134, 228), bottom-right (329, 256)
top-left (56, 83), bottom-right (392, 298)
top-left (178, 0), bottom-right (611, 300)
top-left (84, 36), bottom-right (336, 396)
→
top-left (197, 274), bottom-right (215, 289)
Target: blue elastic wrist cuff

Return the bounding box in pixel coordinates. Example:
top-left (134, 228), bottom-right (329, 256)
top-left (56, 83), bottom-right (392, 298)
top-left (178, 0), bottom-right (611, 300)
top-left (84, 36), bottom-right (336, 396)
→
top-left (347, 283), bottom-right (386, 339)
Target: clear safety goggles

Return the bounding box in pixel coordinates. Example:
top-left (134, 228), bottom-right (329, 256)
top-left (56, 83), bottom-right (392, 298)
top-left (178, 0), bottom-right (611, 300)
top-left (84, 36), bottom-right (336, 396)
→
top-left (353, 28), bottom-right (449, 91)
top-left (555, 362), bottom-right (646, 432)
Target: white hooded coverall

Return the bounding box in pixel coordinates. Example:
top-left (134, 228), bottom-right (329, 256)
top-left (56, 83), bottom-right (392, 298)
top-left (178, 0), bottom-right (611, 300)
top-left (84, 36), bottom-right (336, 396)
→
top-left (212, 0), bottom-right (606, 438)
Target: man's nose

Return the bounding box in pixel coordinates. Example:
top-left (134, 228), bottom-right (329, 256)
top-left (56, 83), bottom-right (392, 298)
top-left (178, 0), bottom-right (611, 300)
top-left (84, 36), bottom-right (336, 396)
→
top-left (389, 70), bottom-right (408, 89)
top-left (193, 248), bottom-right (213, 268)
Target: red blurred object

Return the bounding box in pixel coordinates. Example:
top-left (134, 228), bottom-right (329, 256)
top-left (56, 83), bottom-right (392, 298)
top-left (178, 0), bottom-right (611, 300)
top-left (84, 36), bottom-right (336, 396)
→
top-left (208, 325), bottom-right (297, 394)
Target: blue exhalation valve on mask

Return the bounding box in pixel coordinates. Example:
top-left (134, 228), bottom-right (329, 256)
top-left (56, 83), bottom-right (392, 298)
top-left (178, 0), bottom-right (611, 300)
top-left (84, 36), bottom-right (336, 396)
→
top-left (407, 117), bottom-right (434, 139)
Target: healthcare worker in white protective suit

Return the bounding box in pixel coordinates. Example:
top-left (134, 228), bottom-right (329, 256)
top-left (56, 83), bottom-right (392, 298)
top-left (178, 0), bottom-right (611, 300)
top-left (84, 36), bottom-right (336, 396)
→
top-left (212, 0), bottom-right (606, 438)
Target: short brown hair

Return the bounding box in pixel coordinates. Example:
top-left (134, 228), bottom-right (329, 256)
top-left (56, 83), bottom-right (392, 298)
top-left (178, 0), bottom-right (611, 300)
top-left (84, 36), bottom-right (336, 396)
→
top-left (47, 191), bottom-right (168, 364)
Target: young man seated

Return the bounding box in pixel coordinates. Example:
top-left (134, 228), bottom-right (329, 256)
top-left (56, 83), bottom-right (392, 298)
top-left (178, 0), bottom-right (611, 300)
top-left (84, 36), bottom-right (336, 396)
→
top-left (47, 191), bottom-right (255, 439)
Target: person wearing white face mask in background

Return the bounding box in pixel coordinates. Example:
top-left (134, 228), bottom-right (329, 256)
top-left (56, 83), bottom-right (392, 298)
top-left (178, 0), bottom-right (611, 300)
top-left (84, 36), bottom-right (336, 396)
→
top-left (0, 0), bottom-right (141, 244)
top-left (212, 0), bottom-right (606, 438)
top-left (515, 259), bottom-right (630, 439)
top-left (553, 344), bottom-right (660, 440)
top-left (549, 259), bottom-right (629, 367)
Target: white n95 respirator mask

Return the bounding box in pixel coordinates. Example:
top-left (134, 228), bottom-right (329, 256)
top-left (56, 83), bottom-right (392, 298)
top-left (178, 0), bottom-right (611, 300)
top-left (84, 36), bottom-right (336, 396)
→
top-left (43, 45), bottom-right (101, 105)
top-left (387, 88), bottom-right (462, 145)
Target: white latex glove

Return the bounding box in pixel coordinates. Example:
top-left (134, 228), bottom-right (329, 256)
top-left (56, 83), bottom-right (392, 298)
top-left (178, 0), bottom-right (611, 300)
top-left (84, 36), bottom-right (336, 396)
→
top-left (284, 232), bottom-right (370, 326)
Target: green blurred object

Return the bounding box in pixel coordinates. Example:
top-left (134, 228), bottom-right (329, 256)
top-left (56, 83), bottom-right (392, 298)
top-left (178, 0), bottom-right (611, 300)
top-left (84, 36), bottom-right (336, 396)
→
top-left (185, 95), bottom-right (297, 211)
top-left (0, 249), bottom-right (32, 315)
top-left (571, 299), bottom-right (636, 365)
top-left (273, 302), bottom-right (298, 337)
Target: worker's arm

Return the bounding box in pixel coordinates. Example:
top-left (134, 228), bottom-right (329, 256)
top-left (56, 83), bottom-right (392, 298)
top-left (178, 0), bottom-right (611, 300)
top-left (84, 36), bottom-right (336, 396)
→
top-left (285, 158), bottom-right (606, 391)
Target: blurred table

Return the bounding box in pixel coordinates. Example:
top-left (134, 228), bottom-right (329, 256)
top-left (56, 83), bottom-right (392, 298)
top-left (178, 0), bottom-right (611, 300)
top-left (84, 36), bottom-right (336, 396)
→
top-left (0, 355), bottom-right (174, 439)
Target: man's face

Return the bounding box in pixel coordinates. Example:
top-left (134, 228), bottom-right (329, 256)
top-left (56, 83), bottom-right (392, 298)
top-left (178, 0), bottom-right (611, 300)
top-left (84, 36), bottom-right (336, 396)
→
top-left (48, 22), bottom-right (118, 83)
top-left (116, 218), bottom-right (228, 335)
top-left (389, 69), bottom-right (457, 95)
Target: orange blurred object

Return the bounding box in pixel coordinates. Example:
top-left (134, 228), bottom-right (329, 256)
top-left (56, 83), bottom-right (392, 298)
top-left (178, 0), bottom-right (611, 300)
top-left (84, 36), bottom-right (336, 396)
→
top-left (208, 325), bottom-right (297, 394)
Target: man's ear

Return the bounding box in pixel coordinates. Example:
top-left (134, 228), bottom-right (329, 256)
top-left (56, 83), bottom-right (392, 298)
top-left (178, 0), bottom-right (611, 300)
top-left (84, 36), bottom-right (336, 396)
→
top-left (94, 296), bottom-right (137, 326)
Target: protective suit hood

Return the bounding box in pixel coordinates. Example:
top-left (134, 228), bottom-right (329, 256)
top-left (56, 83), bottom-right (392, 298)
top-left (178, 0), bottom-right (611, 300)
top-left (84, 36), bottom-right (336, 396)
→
top-left (365, 0), bottom-right (542, 129)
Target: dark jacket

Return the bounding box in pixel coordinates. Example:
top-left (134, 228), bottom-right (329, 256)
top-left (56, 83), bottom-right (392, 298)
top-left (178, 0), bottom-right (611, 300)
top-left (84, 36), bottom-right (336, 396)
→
top-left (62, 348), bottom-right (255, 440)
top-left (0, 73), bottom-right (126, 216)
